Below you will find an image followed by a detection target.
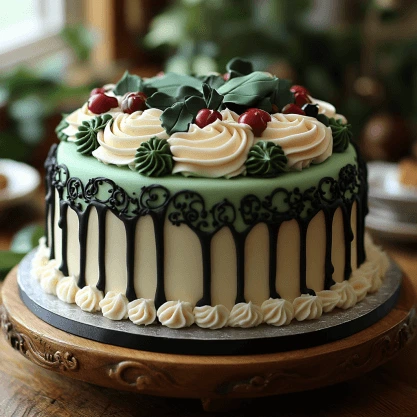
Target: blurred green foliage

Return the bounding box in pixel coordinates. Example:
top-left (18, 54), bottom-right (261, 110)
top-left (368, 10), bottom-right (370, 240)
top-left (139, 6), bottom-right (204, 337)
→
top-left (0, 25), bottom-right (95, 163)
top-left (0, 223), bottom-right (44, 281)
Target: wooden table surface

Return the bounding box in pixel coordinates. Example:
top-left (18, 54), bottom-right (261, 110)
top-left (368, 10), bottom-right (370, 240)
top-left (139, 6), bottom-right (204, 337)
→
top-left (1, 193), bottom-right (417, 416)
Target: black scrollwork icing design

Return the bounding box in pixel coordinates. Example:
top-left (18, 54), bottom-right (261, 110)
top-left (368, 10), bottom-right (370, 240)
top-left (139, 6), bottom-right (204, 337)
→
top-left (85, 177), bottom-right (132, 215)
top-left (211, 199), bottom-right (236, 228)
top-left (137, 185), bottom-right (170, 214)
top-left (44, 144), bottom-right (366, 305)
top-left (168, 191), bottom-right (210, 232)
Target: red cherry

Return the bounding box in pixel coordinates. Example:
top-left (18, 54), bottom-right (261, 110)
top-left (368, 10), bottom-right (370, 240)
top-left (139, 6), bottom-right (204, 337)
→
top-left (88, 93), bottom-right (119, 114)
top-left (121, 92), bottom-right (148, 114)
top-left (238, 108), bottom-right (271, 136)
top-left (282, 104), bottom-right (306, 115)
top-left (90, 87), bottom-right (106, 97)
top-left (246, 108), bottom-right (271, 123)
top-left (195, 109), bottom-right (222, 128)
top-left (290, 84), bottom-right (310, 96)
top-left (294, 92), bottom-right (311, 107)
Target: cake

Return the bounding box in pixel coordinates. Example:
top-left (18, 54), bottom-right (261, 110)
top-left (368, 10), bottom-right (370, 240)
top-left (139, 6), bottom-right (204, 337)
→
top-left (32, 58), bottom-right (389, 330)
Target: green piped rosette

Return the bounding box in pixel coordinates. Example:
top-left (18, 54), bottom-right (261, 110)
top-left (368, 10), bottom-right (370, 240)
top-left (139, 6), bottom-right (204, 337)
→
top-left (55, 114), bottom-right (69, 142)
top-left (133, 137), bottom-right (173, 177)
top-left (75, 114), bottom-right (112, 156)
top-left (316, 114), bottom-right (352, 153)
top-left (246, 141), bottom-right (288, 177)
top-left (329, 118), bottom-right (353, 153)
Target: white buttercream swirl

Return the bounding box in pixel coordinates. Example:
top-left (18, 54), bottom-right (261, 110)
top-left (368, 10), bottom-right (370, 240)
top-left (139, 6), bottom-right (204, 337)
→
top-left (261, 298), bottom-right (294, 326)
top-left (258, 114), bottom-right (332, 170)
top-left (34, 258), bottom-right (59, 283)
top-left (99, 292), bottom-right (129, 320)
top-left (193, 305), bottom-right (230, 329)
top-left (75, 286), bottom-right (104, 312)
top-left (348, 275), bottom-right (371, 302)
top-left (31, 240), bottom-right (50, 281)
top-left (330, 281), bottom-right (358, 310)
top-left (293, 294), bottom-right (323, 321)
top-left (168, 119), bottom-right (254, 178)
top-left (56, 275), bottom-right (80, 304)
top-left (308, 96), bottom-right (347, 124)
top-left (227, 302), bottom-right (263, 328)
top-left (157, 301), bottom-right (195, 328)
top-left (220, 109), bottom-right (239, 122)
top-left (63, 102), bottom-right (121, 141)
top-left (316, 290), bottom-right (341, 313)
top-left (92, 109), bottom-right (168, 166)
top-left (40, 267), bottom-right (63, 295)
top-left (128, 298), bottom-right (157, 326)
top-left (353, 261), bottom-right (381, 293)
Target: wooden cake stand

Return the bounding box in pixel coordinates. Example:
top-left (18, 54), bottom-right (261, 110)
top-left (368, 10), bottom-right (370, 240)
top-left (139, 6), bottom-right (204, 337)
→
top-left (1, 265), bottom-right (417, 412)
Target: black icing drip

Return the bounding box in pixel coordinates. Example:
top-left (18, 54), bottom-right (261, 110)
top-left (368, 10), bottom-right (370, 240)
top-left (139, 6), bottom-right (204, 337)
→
top-left (124, 217), bottom-right (139, 302)
top-left (96, 205), bottom-right (107, 292)
top-left (267, 223), bottom-right (281, 299)
top-left (44, 145), bottom-right (367, 305)
top-left (58, 201), bottom-right (69, 276)
top-left (323, 206), bottom-right (336, 289)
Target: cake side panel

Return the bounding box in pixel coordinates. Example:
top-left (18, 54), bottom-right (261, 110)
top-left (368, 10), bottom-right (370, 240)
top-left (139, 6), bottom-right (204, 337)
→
top-left (48, 202), bottom-right (359, 305)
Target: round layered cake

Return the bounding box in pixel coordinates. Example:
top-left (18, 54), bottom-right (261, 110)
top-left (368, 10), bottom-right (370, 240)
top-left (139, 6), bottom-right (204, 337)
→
top-left (32, 58), bottom-right (389, 330)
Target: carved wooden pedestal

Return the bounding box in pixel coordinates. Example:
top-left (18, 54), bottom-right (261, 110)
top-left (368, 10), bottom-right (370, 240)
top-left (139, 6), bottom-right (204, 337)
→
top-left (1, 266), bottom-right (417, 412)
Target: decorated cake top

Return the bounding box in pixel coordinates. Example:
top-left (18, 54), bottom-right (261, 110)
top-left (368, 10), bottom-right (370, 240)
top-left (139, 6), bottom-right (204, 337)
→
top-left (56, 58), bottom-right (352, 179)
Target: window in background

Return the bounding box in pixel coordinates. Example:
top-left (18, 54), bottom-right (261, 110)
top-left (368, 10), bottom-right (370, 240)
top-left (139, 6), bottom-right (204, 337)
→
top-left (0, 0), bottom-right (65, 70)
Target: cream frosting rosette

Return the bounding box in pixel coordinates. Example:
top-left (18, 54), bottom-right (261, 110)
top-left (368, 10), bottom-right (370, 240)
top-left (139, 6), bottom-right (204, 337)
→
top-left (309, 96), bottom-right (347, 124)
top-left (258, 113), bottom-right (333, 170)
top-left (168, 119), bottom-right (254, 178)
top-left (62, 101), bottom-right (121, 141)
top-left (92, 108), bottom-right (169, 166)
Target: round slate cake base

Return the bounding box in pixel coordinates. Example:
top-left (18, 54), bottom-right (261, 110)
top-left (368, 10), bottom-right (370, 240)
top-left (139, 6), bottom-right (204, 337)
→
top-left (16, 250), bottom-right (402, 355)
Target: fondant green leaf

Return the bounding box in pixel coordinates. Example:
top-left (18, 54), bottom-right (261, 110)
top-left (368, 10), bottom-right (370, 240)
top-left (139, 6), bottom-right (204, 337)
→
top-left (202, 84), bottom-right (223, 110)
top-left (269, 78), bottom-right (294, 111)
top-left (146, 92), bottom-right (176, 110)
top-left (145, 72), bottom-right (203, 96)
top-left (113, 71), bottom-right (157, 96)
top-left (160, 96), bottom-right (206, 135)
top-left (175, 85), bottom-right (202, 101)
top-left (218, 72), bottom-right (279, 106)
top-left (113, 71), bottom-right (142, 95)
top-left (226, 57), bottom-right (254, 79)
top-left (184, 95), bottom-right (206, 117)
top-left (253, 97), bottom-right (273, 113)
top-left (161, 102), bottom-right (191, 135)
top-left (198, 74), bottom-right (225, 89)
